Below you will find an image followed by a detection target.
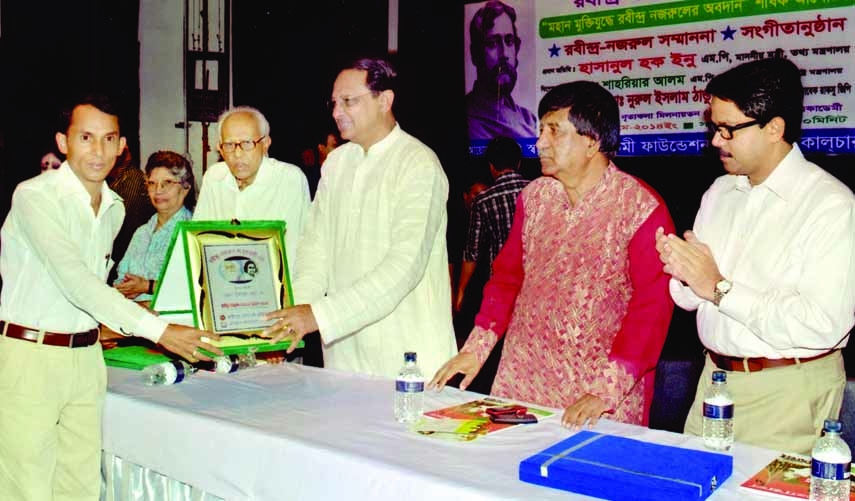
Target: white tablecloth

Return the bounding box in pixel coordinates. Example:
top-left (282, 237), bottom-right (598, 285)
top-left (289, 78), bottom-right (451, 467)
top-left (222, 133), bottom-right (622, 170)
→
top-left (102, 364), bottom-right (783, 500)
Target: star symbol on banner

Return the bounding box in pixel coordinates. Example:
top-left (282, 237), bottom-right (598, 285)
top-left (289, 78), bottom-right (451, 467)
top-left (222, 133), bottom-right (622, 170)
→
top-left (548, 43), bottom-right (560, 57)
top-left (721, 25), bottom-right (736, 40)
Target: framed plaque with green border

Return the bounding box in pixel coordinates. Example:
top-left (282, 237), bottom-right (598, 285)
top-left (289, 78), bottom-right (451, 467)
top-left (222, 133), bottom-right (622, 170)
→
top-left (150, 220), bottom-right (301, 353)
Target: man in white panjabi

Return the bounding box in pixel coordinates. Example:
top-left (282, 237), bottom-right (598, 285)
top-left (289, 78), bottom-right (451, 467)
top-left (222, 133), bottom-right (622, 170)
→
top-left (259, 57), bottom-right (458, 378)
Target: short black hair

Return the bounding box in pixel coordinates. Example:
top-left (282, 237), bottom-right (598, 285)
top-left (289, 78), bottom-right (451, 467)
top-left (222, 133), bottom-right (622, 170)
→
top-left (705, 58), bottom-right (804, 144)
top-left (485, 136), bottom-right (521, 171)
top-left (538, 81), bottom-right (620, 159)
top-left (345, 57), bottom-right (398, 95)
top-left (57, 92), bottom-right (121, 135)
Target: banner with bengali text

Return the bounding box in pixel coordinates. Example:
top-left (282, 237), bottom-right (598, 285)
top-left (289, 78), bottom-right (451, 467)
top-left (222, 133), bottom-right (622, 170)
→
top-left (464, 0), bottom-right (855, 157)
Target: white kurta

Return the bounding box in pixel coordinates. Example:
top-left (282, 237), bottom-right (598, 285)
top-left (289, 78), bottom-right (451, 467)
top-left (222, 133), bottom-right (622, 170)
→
top-left (194, 156), bottom-right (310, 273)
top-left (294, 124), bottom-right (458, 378)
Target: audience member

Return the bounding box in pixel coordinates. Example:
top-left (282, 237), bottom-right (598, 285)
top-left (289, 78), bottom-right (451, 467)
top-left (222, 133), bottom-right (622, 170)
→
top-left (301, 131), bottom-right (342, 199)
top-left (107, 146), bottom-right (155, 280)
top-left (40, 150), bottom-right (63, 172)
top-left (114, 150), bottom-right (196, 303)
top-left (262, 56), bottom-right (458, 378)
top-left (656, 58), bottom-right (855, 454)
top-left (0, 93), bottom-right (220, 500)
top-left (317, 130), bottom-right (341, 165)
top-left (466, 0), bottom-right (537, 140)
top-left (463, 181), bottom-right (489, 211)
top-left (430, 81), bottom-right (674, 429)
top-left (454, 136), bottom-right (528, 314)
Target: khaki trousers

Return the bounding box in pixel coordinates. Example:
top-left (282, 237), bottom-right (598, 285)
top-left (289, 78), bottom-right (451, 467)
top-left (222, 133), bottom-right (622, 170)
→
top-left (0, 336), bottom-right (106, 501)
top-left (684, 351), bottom-right (845, 455)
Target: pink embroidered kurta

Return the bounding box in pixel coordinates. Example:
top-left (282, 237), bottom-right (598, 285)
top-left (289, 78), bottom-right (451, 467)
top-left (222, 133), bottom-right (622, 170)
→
top-left (461, 165), bottom-right (674, 425)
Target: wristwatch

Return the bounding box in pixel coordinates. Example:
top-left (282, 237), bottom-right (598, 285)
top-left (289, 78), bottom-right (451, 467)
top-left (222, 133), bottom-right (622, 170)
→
top-left (713, 279), bottom-right (732, 307)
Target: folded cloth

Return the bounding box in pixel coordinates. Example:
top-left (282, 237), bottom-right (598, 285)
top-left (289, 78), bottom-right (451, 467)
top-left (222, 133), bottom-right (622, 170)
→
top-left (519, 431), bottom-right (732, 500)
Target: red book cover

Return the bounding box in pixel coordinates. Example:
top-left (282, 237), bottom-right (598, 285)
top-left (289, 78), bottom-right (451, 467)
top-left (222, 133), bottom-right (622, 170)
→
top-left (741, 453), bottom-right (855, 499)
top-left (414, 397), bottom-right (554, 441)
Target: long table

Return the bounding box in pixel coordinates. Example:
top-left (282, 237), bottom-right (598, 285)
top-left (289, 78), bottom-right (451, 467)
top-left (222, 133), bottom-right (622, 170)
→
top-left (102, 363), bottom-right (782, 500)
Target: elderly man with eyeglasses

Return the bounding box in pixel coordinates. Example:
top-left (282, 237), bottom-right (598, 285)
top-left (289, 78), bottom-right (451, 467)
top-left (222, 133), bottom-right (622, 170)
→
top-left (194, 106), bottom-right (310, 272)
top-left (656, 58), bottom-right (855, 454)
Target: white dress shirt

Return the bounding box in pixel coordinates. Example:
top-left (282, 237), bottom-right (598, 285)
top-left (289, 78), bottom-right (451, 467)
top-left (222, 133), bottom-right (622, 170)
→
top-left (294, 124), bottom-right (458, 378)
top-left (194, 156), bottom-right (310, 272)
top-left (670, 145), bottom-right (855, 358)
top-left (0, 164), bottom-right (167, 342)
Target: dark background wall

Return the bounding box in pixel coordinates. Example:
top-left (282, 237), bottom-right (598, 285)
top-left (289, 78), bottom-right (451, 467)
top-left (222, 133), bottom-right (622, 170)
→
top-left (1, 0), bottom-right (853, 368)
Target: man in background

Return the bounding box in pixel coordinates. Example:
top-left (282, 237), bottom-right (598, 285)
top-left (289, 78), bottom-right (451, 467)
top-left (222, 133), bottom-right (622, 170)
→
top-left (263, 57), bottom-right (458, 379)
top-left (107, 146), bottom-right (154, 281)
top-left (317, 130), bottom-right (341, 166)
top-left (657, 58), bottom-right (855, 454)
top-left (454, 136), bottom-right (528, 315)
top-left (466, 0), bottom-right (537, 141)
top-left (302, 130), bottom-right (341, 199)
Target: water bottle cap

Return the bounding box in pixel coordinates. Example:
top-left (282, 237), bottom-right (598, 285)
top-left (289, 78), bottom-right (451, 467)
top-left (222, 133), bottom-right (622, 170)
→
top-left (404, 352), bottom-right (417, 362)
top-left (712, 370), bottom-right (727, 383)
top-left (824, 419), bottom-right (842, 433)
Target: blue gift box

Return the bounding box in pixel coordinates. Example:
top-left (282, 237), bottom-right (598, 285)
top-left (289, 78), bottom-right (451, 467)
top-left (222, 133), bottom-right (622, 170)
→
top-left (519, 431), bottom-right (733, 500)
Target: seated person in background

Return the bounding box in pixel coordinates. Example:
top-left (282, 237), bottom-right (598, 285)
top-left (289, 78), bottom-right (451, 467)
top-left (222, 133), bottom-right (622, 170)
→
top-left (40, 150), bottom-right (63, 172)
top-left (101, 151), bottom-right (195, 349)
top-left (430, 81), bottom-right (674, 429)
top-left (114, 150), bottom-right (195, 302)
top-left (108, 146), bottom-right (155, 281)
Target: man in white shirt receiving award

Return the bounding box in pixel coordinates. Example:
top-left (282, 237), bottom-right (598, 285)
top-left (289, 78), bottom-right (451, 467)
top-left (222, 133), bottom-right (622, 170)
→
top-left (261, 56), bottom-right (458, 379)
top-left (0, 93), bottom-right (220, 500)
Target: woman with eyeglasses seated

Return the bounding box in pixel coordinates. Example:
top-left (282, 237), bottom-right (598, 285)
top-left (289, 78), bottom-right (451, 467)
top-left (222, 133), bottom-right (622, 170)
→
top-left (113, 150), bottom-right (196, 303)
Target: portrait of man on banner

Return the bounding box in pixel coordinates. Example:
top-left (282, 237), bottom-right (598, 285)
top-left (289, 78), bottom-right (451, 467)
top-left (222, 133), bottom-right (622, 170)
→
top-left (465, 0), bottom-right (538, 142)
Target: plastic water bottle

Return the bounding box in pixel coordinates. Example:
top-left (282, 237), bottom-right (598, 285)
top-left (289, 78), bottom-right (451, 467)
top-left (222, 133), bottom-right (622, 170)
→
top-left (394, 352), bottom-right (424, 423)
top-left (141, 360), bottom-right (198, 385)
top-left (810, 419), bottom-right (851, 501)
top-left (702, 370), bottom-right (734, 451)
top-left (213, 351), bottom-right (259, 374)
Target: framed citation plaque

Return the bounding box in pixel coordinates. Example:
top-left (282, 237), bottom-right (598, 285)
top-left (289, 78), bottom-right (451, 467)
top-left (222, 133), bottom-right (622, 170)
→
top-left (151, 220), bottom-right (293, 336)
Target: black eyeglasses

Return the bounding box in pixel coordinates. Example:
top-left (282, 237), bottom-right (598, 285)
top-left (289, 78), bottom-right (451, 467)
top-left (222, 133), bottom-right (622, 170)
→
top-left (326, 92), bottom-right (374, 111)
top-left (220, 136), bottom-right (266, 153)
top-left (706, 120), bottom-right (760, 140)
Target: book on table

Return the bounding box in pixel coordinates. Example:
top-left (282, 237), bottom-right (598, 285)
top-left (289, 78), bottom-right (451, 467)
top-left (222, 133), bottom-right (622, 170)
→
top-left (413, 396), bottom-right (554, 442)
top-left (741, 452), bottom-right (855, 499)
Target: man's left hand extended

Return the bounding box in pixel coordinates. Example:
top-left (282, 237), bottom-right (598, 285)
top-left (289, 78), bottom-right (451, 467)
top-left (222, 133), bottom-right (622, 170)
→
top-left (262, 304), bottom-right (319, 353)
